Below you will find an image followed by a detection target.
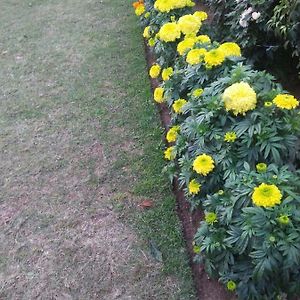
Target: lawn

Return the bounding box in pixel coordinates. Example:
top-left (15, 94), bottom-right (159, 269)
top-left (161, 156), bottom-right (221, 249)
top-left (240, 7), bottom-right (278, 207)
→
top-left (0, 0), bottom-right (195, 299)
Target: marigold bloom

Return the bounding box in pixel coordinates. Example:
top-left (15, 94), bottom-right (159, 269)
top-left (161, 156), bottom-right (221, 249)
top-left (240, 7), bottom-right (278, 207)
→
top-left (135, 4), bottom-right (145, 16)
top-left (196, 34), bottom-right (211, 44)
top-left (132, 1), bottom-right (140, 8)
top-left (218, 42), bottom-right (241, 57)
top-left (193, 11), bottom-right (208, 21)
top-left (166, 125), bottom-right (180, 142)
top-left (193, 154), bottom-right (215, 176)
top-left (273, 94), bottom-right (299, 110)
top-left (223, 82), bottom-right (257, 115)
top-left (204, 48), bottom-right (225, 68)
top-left (162, 67), bottom-right (173, 81)
top-left (192, 88), bottom-right (203, 97)
top-left (205, 212), bottom-right (217, 224)
top-left (256, 163), bottom-right (267, 173)
top-left (177, 37), bottom-right (196, 55)
top-left (154, 87), bottom-right (164, 103)
top-left (178, 14), bottom-right (202, 35)
top-left (143, 26), bottom-right (151, 39)
top-left (224, 131), bottom-right (237, 142)
top-left (172, 99), bottom-right (187, 113)
top-left (188, 179), bottom-right (201, 194)
top-left (186, 48), bottom-right (207, 65)
top-left (164, 146), bottom-right (175, 160)
top-left (154, 0), bottom-right (195, 13)
top-left (158, 22), bottom-right (181, 42)
top-left (149, 64), bottom-right (161, 78)
top-left (252, 183), bottom-right (282, 207)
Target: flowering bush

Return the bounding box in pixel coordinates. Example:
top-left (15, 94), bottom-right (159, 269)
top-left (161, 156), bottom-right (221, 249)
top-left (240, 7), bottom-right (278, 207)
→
top-left (204, 0), bottom-right (300, 72)
top-left (132, 1), bottom-right (300, 299)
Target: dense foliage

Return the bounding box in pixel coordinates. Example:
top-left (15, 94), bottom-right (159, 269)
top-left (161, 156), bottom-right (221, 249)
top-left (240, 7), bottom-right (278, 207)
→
top-left (132, 0), bottom-right (300, 299)
top-left (204, 0), bottom-right (300, 73)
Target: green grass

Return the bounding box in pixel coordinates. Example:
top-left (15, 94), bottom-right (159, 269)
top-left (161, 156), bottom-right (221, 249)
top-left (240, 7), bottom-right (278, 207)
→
top-left (0, 0), bottom-right (195, 298)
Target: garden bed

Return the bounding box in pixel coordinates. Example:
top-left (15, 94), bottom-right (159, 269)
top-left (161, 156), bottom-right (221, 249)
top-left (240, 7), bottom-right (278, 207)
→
top-left (134, 0), bottom-right (300, 299)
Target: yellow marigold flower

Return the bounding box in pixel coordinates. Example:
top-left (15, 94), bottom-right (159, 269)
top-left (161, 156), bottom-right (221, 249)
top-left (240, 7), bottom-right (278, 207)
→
top-left (148, 38), bottom-right (156, 47)
top-left (154, 0), bottom-right (195, 12)
top-left (166, 125), bottom-right (180, 142)
top-left (218, 42), bottom-right (241, 57)
top-left (193, 11), bottom-right (208, 21)
top-left (193, 154), bottom-right (215, 176)
top-left (205, 212), bottom-right (217, 224)
top-left (186, 48), bottom-right (207, 65)
top-left (188, 179), bottom-right (201, 194)
top-left (135, 4), bottom-right (145, 16)
top-left (158, 22), bottom-right (181, 42)
top-left (154, 87), bottom-right (164, 103)
top-left (162, 67), bottom-right (173, 81)
top-left (192, 88), bottom-right (203, 97)
top-left (224, 131), bottom-right (237, 142)
top-left (277, 214), bottom-right (290, 225)
top-left (223, 82), bottom-right (257, 115)
top-left (196, 34), bottom-right (211, 44)
top-left (172, 99), bottom-right (187, 114)
top-left (144, 12), bottom-right (150, 18)
top-left (256, 163), bottom-right (267, 173)
top-left (204, 48), bottom-right (225, 68)
top-left (264, 101), bottom-right (273, 107)
top-left (226, 281), bottom-right (236, 291)
top-left (273, 94), bottom-right (299, 110)
top-left (252, 183), bottom-right (282, 207)
top-left (164, 146), bottom-right (175, 160)
top-left (149, 64), bottom-right (161, 78)
top-left (177, 37), bottom-right (196, 55)
top-left (143, 26), bottom-right (151, 39)
top-left (178, 14), bottom-right (202, 35)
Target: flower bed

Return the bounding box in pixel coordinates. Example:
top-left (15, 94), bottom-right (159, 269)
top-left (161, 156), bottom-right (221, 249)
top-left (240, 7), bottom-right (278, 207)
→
top-left (132, 0), bottom-right (300, 299)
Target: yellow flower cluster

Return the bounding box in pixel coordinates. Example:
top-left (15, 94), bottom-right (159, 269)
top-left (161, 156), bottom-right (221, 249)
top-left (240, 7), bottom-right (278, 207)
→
top-left (154, 87), bottom-right (164, 103)
top-left (186, 48), bottom-right (207, 65)
top-left (193, 154), bottom-right (215, 176)
top-left (162, 67), bottom-right (173, 81)
top-left (188, 179), bottom-right (201, 194)
top-left (158, 22), bottom-right (181, 42)
top-left (172, 99), bottom-right (188, 113)
top-left (224, 131), bottom-right (237, 142)
top-left (178, 14), bottom-right (202, 35)
top-left (164, 146), bottom-right (175, 160)
top-left (204, 49), bottom-right (225, 68)
top-left (252, 183), bottom-right (282, 207)
top-left (149, 64), bottom-right (161, 78)
top-left (166, 125), bottom-right (180, 142)
top-left (218, 42), bottom-right (241, 58)
top-left (143, 26), bottom-right (151, 39)
top-left (223, 82), bottom-right (257, 115)
top-left (154, 0), bottom-right (195, 13)
top-left (177, 35), bottom-right (210, 55)
top-left (273, 94), bottom-right (299, 110)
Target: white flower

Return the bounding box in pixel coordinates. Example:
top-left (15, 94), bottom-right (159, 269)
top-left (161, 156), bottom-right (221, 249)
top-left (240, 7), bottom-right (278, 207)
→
top-left (239, 19), bottom-right (248, 28)
top-left (252, 11), bottom-right (261, 20)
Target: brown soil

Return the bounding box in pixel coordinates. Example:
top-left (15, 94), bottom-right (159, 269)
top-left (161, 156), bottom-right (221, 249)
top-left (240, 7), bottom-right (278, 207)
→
top-left (144, 41), bottom-right (233, 300)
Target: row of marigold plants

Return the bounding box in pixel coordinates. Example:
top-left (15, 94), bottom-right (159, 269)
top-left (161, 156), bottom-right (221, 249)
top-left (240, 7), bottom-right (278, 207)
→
top-left (132, 0), bottom-right (300, 299)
